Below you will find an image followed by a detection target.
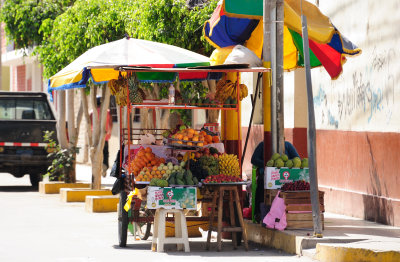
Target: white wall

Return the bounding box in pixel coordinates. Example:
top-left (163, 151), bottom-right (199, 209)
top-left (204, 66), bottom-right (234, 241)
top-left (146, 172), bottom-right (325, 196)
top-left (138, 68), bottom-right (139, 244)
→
top-left (309, 0), bottom-right (400, 132)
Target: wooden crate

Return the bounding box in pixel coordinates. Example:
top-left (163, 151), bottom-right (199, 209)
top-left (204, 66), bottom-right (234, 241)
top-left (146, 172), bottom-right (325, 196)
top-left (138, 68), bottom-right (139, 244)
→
top-left (282, 191), bottom-right (325, 229)
top-left (286, 213), bottom-right (325, 230)
top-left (265, 190), bottom-right (325, 229)
top-left (264, 189), bottom-right (279, 206)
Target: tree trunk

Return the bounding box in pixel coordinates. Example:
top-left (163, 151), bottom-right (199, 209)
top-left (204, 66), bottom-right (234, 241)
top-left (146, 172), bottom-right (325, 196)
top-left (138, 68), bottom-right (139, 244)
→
top-left (205, 80), bottom-right (220, 123)
top-left (88, 84), bottom-right (111, 190)
top-left (57, 90), bottom-right (68, 148)
top-left (66, 89), bottom-right (76, 183)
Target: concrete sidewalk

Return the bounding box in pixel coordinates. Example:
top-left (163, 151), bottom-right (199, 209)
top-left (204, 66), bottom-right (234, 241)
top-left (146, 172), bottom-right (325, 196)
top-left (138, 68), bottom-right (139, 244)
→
top-left (246, 212), bottom-right (400, 262)
top-left (76, 163), bottom-right (400, 261)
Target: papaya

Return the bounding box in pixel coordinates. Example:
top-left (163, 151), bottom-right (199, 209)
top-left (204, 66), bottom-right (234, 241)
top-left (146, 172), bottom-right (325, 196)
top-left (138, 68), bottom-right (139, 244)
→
top-left (168, 177), bottom-right (176, 185)
top-left (186, 170), bottom-right (193, 180)
top-left (177, 179), bottom-right (185, 185)
top-left (176, 171), bottom-right (184, 180)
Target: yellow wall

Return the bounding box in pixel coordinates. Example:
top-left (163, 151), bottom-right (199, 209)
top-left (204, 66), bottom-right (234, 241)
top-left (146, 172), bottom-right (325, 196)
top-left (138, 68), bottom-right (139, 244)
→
top-left (1, 66), bottom-right (10, 91)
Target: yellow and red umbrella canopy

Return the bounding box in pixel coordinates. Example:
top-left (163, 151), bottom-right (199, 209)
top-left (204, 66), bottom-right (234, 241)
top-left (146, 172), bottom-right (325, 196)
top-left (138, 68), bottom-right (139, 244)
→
top-left (204, 0), bottom-right (361, 79)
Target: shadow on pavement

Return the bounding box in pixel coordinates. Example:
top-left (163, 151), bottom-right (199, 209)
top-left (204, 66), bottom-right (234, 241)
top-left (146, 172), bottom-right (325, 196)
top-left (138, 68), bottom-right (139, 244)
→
top-left (0, 185), bottom-right (37, 192)
top-left (113, 239), bottom-right (290, 257)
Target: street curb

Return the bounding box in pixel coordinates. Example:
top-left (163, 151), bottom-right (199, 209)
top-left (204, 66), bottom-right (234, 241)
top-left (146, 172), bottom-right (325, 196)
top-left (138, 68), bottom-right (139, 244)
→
top-left (85, 195), bottom-right (119, 212)
top-left (39, 181), bottom-right (91, 194)
top-left (245, 220), bottom-right (300, 254)
top-left (315, 243), bottom-right (400, 262)
top-left (60, 188), bottom-right (112, 202)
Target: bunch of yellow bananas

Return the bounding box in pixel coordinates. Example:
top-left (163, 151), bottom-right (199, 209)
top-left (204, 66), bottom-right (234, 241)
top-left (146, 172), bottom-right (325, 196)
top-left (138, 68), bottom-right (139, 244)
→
top-left (215, 80), bottom-right (233, 103)
top-left (215, 79), bottom-right (248, 102)
top-left (108, 78), bottom-right (127, 106)
top-left (218, 153), bottom-right (240, 177)
top-left (238, 83), bottom-right (248, 101)
top-left (183, 152), bottom-right (196, 161)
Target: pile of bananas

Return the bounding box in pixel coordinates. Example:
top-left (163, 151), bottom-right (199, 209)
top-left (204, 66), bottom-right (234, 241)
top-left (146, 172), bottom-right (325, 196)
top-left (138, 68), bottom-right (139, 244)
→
top-left (218, 153), bottom-right (240, 177)
top-left (108, 77), bottom-right (127, 106)
top-left (215, 79), bottom-right (248, 103)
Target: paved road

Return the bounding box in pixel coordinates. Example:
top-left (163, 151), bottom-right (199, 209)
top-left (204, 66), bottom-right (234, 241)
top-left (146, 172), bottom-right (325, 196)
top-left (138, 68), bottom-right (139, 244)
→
top-left (0, 173), bottom-right (315, 262)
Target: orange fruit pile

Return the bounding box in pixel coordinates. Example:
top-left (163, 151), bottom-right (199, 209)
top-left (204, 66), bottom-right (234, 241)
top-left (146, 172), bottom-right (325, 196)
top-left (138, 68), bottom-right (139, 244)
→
top-left (171, 128), bottom-right (220, 146)
top-left (136, 165), bottom-right (165, 182)
top-left (129, 147), bottom-right (165, 176)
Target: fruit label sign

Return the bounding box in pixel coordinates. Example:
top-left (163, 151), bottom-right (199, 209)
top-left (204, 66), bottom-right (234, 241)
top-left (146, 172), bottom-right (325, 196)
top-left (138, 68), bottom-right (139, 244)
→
top-left (264, 167), bottom-right (309, 189)
top-left (270, 169), bottom-right (280, 181)
top-left (147, 187), bottom-right (197, 210)
top-left (154, 190), bottom-right (164, 201)
top-left (282, 171), bottom-right (290, 182)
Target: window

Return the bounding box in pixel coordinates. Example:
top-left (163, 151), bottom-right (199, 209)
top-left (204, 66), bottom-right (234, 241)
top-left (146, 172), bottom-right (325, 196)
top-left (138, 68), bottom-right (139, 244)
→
top-left (0, 99), bottom-right (53, 120)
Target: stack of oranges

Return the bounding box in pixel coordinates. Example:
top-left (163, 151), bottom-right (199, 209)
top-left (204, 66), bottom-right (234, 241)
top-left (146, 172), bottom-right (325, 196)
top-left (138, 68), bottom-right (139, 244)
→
top-left (171, 128), bottom-right (220, 146)
top-left (136, 165), bottom-right (165, 182)
top-left (129, 147), bottom-right (165, 176)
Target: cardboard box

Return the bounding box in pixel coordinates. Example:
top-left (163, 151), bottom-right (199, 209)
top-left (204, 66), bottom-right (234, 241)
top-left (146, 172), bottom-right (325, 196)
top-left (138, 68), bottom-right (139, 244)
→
top-left (146, 186), bottom-right (197, 210)
top-left (264, 167), bottom-right (309, 189)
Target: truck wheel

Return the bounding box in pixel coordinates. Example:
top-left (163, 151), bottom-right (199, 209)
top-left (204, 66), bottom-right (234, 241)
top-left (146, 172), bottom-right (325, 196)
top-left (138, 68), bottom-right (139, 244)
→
top-left (118, 191), bottom-right (128, 247)
top-left (29, 173), bottom-right (42, 188)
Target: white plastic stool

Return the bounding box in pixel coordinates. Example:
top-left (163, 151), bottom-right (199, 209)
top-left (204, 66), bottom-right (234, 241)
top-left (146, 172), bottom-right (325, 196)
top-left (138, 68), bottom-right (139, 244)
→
top-left (151, 208), bottom-right (190, 252)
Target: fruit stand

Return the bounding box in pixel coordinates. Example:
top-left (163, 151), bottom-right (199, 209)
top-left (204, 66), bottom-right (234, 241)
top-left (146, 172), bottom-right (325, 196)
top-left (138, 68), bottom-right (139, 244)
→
top-left (264, 153), bottom-right (325, 229)
top-left (113, 66), bottom-right (270, 250)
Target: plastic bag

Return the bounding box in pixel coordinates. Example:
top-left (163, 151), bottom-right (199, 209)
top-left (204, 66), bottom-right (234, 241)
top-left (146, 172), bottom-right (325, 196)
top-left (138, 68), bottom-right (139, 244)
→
top-left (111, 177), bottom-right (123, 195)
top-left (262, 191), bottom-right (287, 230)
top-left (223, 45), bottom-right (263, 67)
top-left (209, 46), bottom-right (234, 65)
top-left (139, 133), bottom-right (156, 145)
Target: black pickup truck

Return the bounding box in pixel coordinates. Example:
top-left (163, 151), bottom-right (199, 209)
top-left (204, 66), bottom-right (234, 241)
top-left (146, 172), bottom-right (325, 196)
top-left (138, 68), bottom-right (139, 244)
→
top-left (0, 91), bottom-right (57, 187)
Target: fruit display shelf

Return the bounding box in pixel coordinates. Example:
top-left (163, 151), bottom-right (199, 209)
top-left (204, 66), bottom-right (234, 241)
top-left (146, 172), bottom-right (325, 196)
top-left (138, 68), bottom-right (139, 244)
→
top-left (165, 143), bottom-right (202, 151)
top-left (201, 181), bottom-right (248, 186)
top-left (134, 181), bottom-right (150, 185)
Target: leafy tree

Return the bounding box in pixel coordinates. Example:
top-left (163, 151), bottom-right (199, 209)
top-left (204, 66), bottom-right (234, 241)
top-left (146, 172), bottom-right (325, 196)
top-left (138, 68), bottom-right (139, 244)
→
top-left (36, 0), bottom-right (131, 78)
top-left (0, 0), bottom-right (74, 50)
top-left (127, 0), bottom-right (217, 55)
top-left (7, 0), bottom-right (218, 188)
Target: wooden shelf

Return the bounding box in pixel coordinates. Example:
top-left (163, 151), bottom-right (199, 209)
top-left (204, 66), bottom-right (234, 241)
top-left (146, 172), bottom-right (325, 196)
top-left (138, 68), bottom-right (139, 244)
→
top-left (130, 101), bottom-right (238, 111)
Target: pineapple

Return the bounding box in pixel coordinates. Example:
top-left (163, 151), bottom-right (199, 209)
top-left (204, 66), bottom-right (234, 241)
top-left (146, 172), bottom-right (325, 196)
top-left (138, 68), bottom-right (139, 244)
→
top-left (128, 74), bottom-right (144, 104)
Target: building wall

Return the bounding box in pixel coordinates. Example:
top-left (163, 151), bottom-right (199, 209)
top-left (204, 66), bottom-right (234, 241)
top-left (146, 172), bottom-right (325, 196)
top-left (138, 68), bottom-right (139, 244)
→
top-left (1, 67), bottom-right (10, 91)
top-left (284, 0), bottom-right (400, 225)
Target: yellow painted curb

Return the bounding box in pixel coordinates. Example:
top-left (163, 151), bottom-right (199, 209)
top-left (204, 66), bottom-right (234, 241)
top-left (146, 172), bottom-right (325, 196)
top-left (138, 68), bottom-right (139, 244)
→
top-left (315, 244), bottom-right (400, 262)
top-left (245, 220), bottom-right (301, 254)
top-left (39, 181), bottom-right (91, 194)
top-left (85, 195), bottom-right (119, 213)
top-left (60, 188), bottom-right (112, 202)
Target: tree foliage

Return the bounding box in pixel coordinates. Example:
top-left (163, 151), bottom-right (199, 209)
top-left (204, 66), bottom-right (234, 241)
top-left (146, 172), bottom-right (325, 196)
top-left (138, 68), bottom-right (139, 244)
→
top-left (34, 0), bottom-right (217, 78)
top-left (0, 0), bottom-right (74, 50)
top-left (126, 0), bottom-right (217, 54)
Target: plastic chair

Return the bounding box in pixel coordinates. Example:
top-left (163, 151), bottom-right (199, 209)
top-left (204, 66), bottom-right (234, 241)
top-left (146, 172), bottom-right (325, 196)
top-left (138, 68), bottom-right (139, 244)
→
top-left (151, 208), bottom-right (190, 252)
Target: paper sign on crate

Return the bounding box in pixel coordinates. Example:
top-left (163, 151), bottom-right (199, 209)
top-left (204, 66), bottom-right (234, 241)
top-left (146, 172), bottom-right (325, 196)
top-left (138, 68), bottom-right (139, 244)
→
top-left (203, 123), bottom-right (219, 134)
top-left (147, 187), bottom-right (197, 210)
top-left (264, 167), bottom-right (310, 189)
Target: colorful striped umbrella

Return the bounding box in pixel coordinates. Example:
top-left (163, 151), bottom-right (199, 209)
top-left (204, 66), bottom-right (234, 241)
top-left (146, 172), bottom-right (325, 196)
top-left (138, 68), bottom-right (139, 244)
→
top-left (48, 38), bottom-right (216, 93)
top-left (204, 0), bottom-right (361, 79)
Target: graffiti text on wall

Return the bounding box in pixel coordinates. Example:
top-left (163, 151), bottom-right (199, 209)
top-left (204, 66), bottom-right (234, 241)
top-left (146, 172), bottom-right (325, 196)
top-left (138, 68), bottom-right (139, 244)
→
top-left (315, 47), bottom-right (395, 128)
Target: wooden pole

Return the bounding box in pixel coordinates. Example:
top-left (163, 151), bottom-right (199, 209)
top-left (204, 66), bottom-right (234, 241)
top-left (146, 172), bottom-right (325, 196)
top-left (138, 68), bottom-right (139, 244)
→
top-left (263, 0), bottom-right (273, 164)
top-left (276, 0), bottom-right (285, 154)
top-left (270, 0), bottom-right (277, 154)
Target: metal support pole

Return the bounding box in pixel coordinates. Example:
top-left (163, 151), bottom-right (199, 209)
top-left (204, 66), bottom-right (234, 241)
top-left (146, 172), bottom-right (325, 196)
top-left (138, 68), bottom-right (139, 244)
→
top-left (242, 73), bottom-right (262, 163)
top-left (301, 14), bottom-right (323, 237)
